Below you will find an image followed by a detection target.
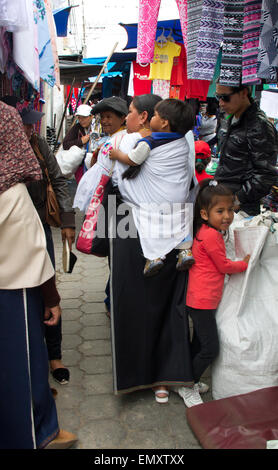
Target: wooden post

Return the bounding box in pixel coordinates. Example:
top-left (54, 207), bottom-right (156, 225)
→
top-left (70, 41), bottom-right (119, 128)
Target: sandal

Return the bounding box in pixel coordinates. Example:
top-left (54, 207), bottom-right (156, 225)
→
top-left (154, 388), bottom-right (169, 404)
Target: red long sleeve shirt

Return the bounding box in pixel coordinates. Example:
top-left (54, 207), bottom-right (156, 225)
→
top-left (186, 224), bottom-right (248, 309)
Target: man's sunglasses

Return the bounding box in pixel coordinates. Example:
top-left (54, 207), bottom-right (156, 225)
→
top-left (215, 91), bottom-right (237, 103)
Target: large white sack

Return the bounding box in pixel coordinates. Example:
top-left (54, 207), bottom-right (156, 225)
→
top-left (212, 212), bottom-right (278, 400)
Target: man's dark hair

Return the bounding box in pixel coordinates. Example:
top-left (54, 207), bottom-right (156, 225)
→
top-left (155, 98), bottom-right (194, 134)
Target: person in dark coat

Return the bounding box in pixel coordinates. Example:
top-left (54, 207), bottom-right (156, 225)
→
top-left (215, 83), bottom-right (278, 216)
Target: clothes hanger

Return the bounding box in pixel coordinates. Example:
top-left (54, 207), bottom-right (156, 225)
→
top-left (167, 28), bottom-right (175, 42)
top-left (156, 27), bottom-right (167, 47)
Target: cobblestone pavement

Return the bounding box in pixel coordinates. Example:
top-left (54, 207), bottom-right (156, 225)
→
top-left (49, 209), bottom-right (211, 449)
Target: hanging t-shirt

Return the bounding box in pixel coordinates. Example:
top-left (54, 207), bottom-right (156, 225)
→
top-left (133, 62), bottom-right (152, 95)
top-left (149, 41), bottom-right (181, 81)
top-left (170, 43), bottom-right (210, 101)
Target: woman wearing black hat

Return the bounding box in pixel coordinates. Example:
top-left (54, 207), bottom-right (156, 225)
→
top-left (73, 97), bottom-right (128, 212)
top-left (20, 105), bottom-right (75, 386)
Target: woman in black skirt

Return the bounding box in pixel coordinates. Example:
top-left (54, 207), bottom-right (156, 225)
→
top-left (109, 95), bottom-right (196, 403)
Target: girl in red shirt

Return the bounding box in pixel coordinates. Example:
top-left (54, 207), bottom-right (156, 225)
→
top-left (173, 179), bottom-right (250, 407)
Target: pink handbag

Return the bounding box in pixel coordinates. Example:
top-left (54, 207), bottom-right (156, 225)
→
top-left (76, 171), bottom-right (112, 256)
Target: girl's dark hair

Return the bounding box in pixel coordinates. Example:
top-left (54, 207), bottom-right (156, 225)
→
top-left (155, 98), bottom-right (194, 134)
top-left (193, 179), bottom-right (234, 236)
top-left (132, 94), bottom-right (162, 122)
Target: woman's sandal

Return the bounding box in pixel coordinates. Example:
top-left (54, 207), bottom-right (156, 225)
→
top-left (154, 389), bottom-right (169, 404)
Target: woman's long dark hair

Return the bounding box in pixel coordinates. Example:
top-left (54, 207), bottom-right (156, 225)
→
top-left (193, 179), bottom-right (234, 236)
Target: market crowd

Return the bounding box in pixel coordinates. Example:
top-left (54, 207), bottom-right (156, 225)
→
top-left (0, 81), bottom-right (278, 449)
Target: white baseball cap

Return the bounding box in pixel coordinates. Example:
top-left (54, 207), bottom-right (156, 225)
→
top-left (75, 104), bottom-right (92, 117)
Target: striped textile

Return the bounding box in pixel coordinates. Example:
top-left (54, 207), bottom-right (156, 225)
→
top-left (192, 0), bottom-right (225, 81)
top-left (257, 0), bottom-right (278, 81)
top-left (219, 0), bottom-right (245, 86)
top-left (242, 0), bottom-right (262, 84)
top-left (186, 0), bottom-right (204, 78)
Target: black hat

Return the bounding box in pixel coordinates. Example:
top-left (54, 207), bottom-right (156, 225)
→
top-left (20, 108), bottom-right (45, 125)
top-left (92, 96), bottom-right (128, 116)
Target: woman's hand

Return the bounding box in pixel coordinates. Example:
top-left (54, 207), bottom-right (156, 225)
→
top-left (44, 305), bottom-right (62, 326)
top-left (61, 227), bottom-right (75, 251)
top-left (81, 134), bottom-right (90, 145)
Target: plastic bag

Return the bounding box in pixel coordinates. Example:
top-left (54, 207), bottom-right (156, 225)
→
top-left (56, 145), bottom-right (85, 178)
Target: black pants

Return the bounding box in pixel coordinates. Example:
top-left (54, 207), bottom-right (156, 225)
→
top-left (186, 306), bottom-right (219, 383)
top-left (43, 223), bottom-right (62, 361)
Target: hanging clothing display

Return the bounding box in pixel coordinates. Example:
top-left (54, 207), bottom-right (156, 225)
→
top-left (242, 0), bottom-right (262, 84)
top-left (219, 0), bottom-right (245, 86)
top-left (152, 79), bottom-right (171, 99)
top-left (44, 0), bottom-right (60, 89)
top-left (13, 0), bottom-right (40, 90)
top-left (170, 43), bottom-right (210, 101)
top-left (191, 0), bottom-right (225, 81)
top-left (186, 0), bottom-right (203, 79)
top-left (132, 62), bottom-right (152, 96)
top-left (35, 0), bottom-right (56, 88)
top-left (257, 0), bottom-right (278, 81)
top-left (0, 0), bottom-right (28, 32)
top-left (148, 41), bottom-right (181, 80)
top-left (137, 0), bottom-right (188, 63)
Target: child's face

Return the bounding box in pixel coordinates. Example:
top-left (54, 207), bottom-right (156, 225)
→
top-left (200, 195), bottom-right (234, 232)
top-left (150, 110), bottom-right (169, 132)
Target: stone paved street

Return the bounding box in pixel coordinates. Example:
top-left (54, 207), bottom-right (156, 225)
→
top-left (49, 208), bottom-right (211, 449)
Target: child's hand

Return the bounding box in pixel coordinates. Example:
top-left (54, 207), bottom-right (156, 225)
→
top-left (109, 149), bottom-right (118, 160)
top-left (243, 254), bottom-right (250, 264)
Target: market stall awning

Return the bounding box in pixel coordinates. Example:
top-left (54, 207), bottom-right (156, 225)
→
top-left (119, 19), bottom-right (183, 50)
top-left (53, 5), bottom-right (78, 37)
top-left (59, 60), bottom-right (103, 84)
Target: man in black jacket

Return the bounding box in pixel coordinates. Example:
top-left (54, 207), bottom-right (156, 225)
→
top-left (215, 83), bottom-right (278, 215)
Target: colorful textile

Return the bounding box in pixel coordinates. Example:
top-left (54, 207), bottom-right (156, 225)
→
top-left (34, 0), bottom-right (56, 87)
top-left (219, 0), bottom-right (245, 86)
top-left (137, 0), bottom-right (188, 63)
top-left (257, 0), bottom-right (278, 81)
top-left (242, 0), bottom-right (262, 84)
top-left (152, 79), bottom-right (171, 98)
top-left (186, 0), bottom-right (203, 78)
top-left (44, 0), bottom-right (60, 89)
top-left (0, 101), bottom-right (41, 196)
top-left (149, 41), bottom-right (181, 80)
top-left (192, 0), bottom-right (225, 81)
top-left (170, 43), bottom-right (210, 101)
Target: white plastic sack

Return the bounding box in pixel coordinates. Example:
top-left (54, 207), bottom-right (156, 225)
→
top-left (56, 145), bottom-right (85, 178)
top-left (212, 213), bottom-right (278, 400)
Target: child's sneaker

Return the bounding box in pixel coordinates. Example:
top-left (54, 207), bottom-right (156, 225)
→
top-left (144, 258), bottom-right (164, 277)
top-left (172, 384), bottom-right (203, 407)
top-left (176, 249), bottom-right (195, 271)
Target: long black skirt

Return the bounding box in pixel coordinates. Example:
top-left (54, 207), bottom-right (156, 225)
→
top-left (110, 210), bottom-right (194, 394)
top-left (0, 287), bottom-right (59, 449)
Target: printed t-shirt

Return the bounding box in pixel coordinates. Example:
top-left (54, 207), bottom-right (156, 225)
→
top-left (149, 41), bottom-right (181, 81)
top-left (133, 62), bottom-right (152, 95)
